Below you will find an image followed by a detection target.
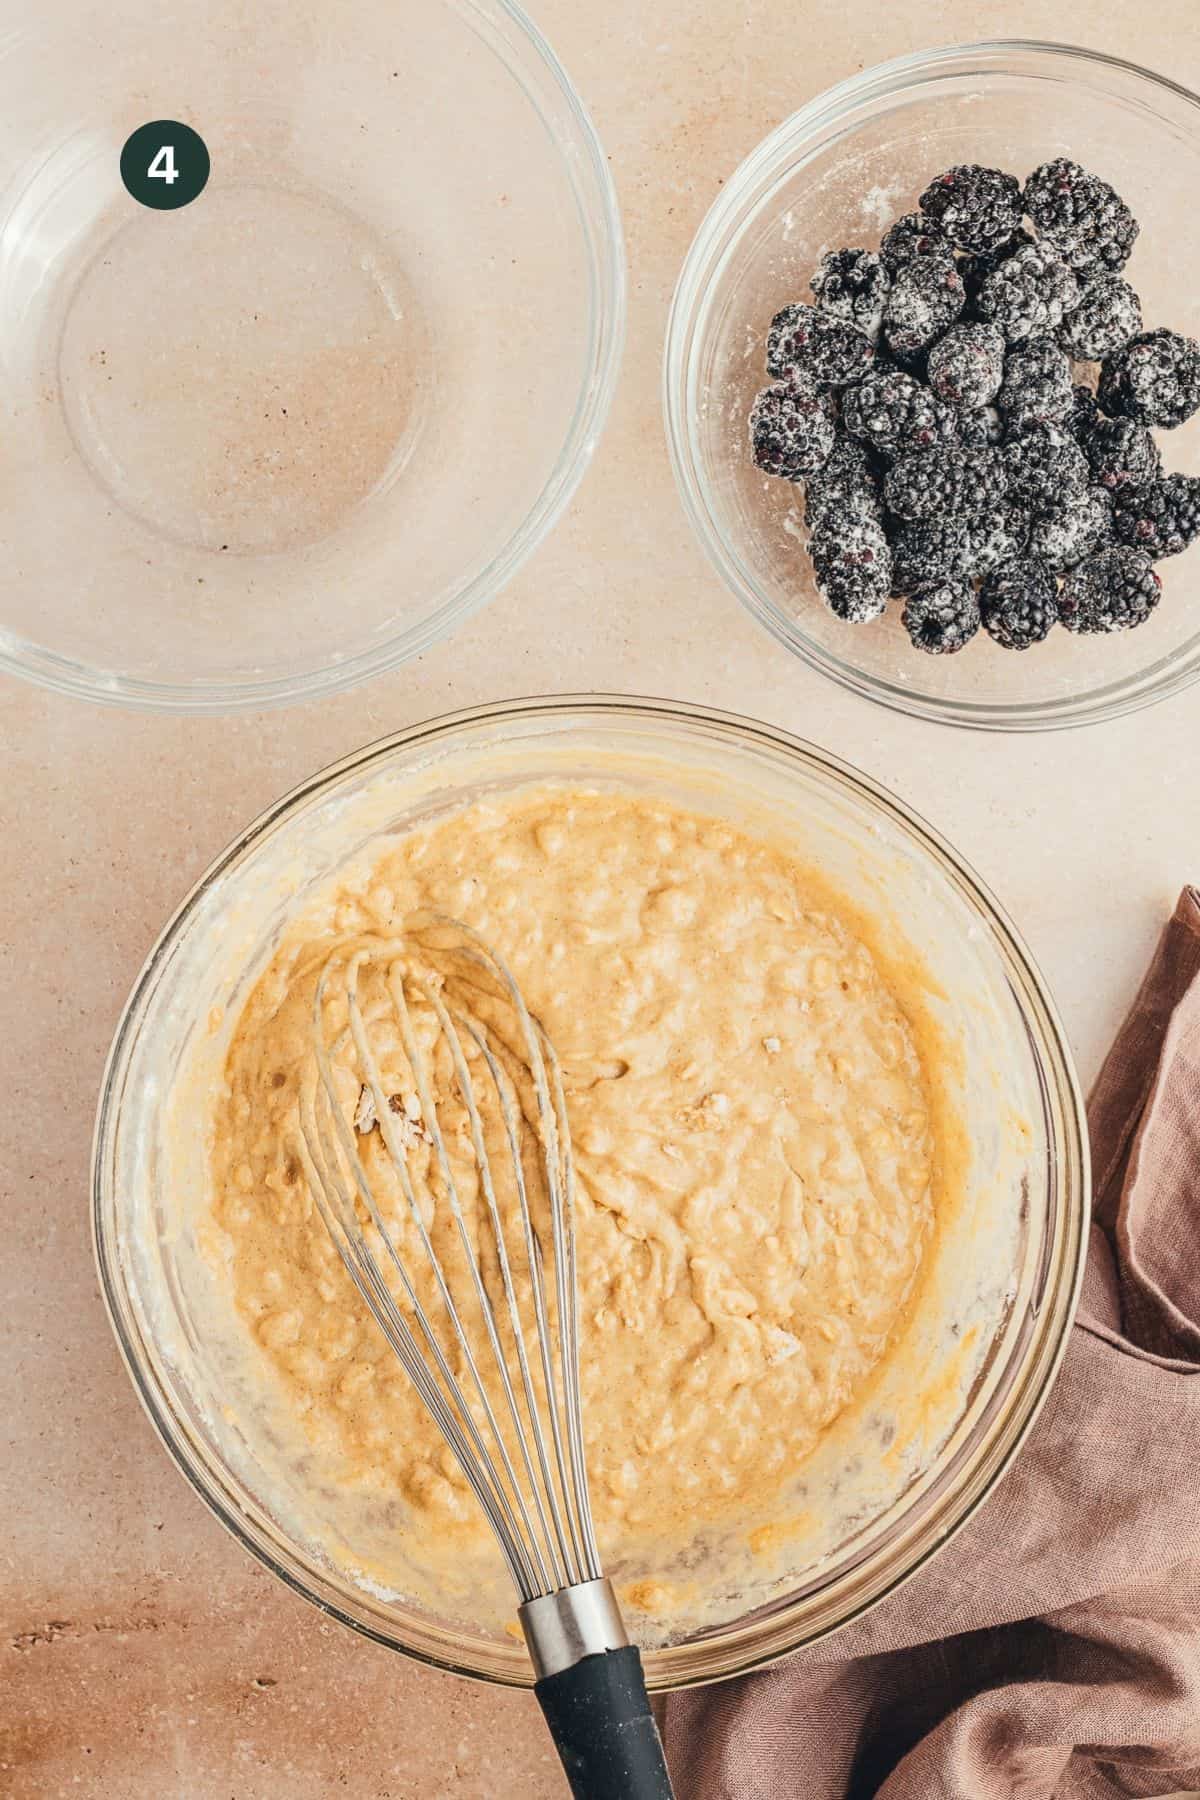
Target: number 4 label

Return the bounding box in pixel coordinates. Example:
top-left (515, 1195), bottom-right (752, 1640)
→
top-left (121, 119), bottom-right (209, 209)
top-left (148, 144), bottom-right (179, 185)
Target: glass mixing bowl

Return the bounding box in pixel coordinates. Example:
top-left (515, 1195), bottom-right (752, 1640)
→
top-left (1, 0), bottom-right (623, 710)
top-left (664, 41), bottom-right (1200, 730)
top-left (93, 696), bottom-right (1088, 1687)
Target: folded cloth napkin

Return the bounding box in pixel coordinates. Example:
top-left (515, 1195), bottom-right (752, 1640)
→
top-left (662, 887), bottom-right (1200, 1800)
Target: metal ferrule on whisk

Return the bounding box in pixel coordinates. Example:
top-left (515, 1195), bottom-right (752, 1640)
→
top-left (520, 1577), bottom-right (630, 1680)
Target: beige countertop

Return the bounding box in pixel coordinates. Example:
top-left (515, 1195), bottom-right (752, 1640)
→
top-left (4, 0), bottom-right (1200, 1794)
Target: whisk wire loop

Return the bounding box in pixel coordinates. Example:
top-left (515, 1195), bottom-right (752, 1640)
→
top-left (437, 967), bottom-right (593, 1586)
top-left (300, 921), bottom-right (600, 1604)
top-left (436, 992), bottom-right (586, 1591)
top-left (369, 958), bottom-right (565, 1595)
top-left (401, 911), bottom-right (601, 1587)
top-left (296, 1064), bottom-right (536, 1596)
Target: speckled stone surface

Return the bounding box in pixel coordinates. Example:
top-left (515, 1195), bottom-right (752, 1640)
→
top-left (4, 0), bottom-right (1200, 1793)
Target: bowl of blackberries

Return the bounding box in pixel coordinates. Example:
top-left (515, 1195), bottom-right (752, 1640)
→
top-left (665, 41), bottom-right (1200, 728)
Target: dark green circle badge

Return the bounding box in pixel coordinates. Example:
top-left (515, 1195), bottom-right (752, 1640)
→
top-left (120, 121), bottom-right (210, 210)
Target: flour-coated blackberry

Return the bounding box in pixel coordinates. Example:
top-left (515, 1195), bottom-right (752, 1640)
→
top-left (997, 336), bottom-right (1075, 430)
top-left (966, 506), bottom-right (1032, 577)
top-left (1024, 158), bottom-right (1139, 279)
top-left (884, 445), bottom-right (1008, 522)
top-left (746, 150), bottom-right (1184, 661)
top-left (958, 229), bottom-right (1036, 308)
top-left (1098, 328), bottom-right (1200, 430)
top-left (749, 378), bottom-right (835, 480)
top-left (841, 366), bottom-right (957, 459)
top-left (766, 302), bottom-right (875, 385)
top-left (1081, 416), bottom-right (1162, 494)
top-left (882, 258), bottom-right (966, 361)
top-left (926, 323), bottom-right (1005, 408)
top-left (802, 435), bottom-right (883, 529)
top-left (902, 579), bottom-right (980, 654)
top-left (1057, 277), bottom-right (1143, 360)
top-left (978, 243), bottom-right (1080, 345)
top-left (979, 556), bottom-right (1059, 649)
top-left (1112, 474), bottom-right (1200, 559)
top-left (879, 212), bottom-right (954, 274)
top-left (919, 164), bottom-right (1024, 255)
top-left (1058, 545), bottom-right (1161, 632)
top-left (1029, 487), bottom-right (1114, 573)
top-left (807, 514), bottom-right (892, 620)
top-left (810, 248), bottom-right (891, 344)
top-left (889, 519), bottom-right (975, 595)
top-left (1003, 418), bottom-right (1089, 509)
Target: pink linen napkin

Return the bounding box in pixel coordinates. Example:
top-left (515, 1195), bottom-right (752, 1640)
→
top-left (662, 887), bottom-right (1200, 1800)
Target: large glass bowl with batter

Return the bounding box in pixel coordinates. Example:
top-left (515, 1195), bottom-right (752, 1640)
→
top-left (664, 42), bottom-right (1200, 730)
top-left (92, 697), bottom-right (1088, 1687)
top-left (0, 0), bottom-right (623, 710)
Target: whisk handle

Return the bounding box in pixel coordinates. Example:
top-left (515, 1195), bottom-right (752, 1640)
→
top-left (535, 1644), bottom-right (674, 1799)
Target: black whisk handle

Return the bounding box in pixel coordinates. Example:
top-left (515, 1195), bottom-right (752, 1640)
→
top-left (535, 1644), bottom-right (675, 1799)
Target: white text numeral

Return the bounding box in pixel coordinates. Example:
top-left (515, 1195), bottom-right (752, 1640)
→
top-left (148, 144), bottom-right (179, 185)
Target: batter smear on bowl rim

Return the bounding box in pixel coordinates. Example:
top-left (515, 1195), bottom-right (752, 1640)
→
top-left (208, 786), bottom-right (937, 1636)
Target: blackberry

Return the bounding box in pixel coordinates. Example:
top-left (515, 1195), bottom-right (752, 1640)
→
top-left (1099, 328), bottom-right (1200, 429)
top-left (749, 377), bottom-right (835, 480)
top-left (802, 434), bottom-right (882, 528)
top-left (1024, 159), bottom-right (1139, 279)
top-left (842, 366), bottom-right (957, 459)
top-left (1057, 277), bottom-right (1143, 361)
top-left (919, 164), bottom-right (1024, 255)
top-left (1112, 474), bottom-right (1200, 559)
top-left (890, 519), bottom-right (976, 595)
top-left (1003, 418), bottom-right (1089, 509)
top-left (766, 302), bottom-right (874, 386)
top-left (1029, 487), bottom-right (1114, 573)
top-left (807, 514), bottom-right (892, 621)
top-left (882, 258), bottom-right (966, 361)
top-left (1058, 545), bottom-right (1161, 633)
top-left (958, 228), bottom-right (1035, 307)
top-left (1066, 384), bottom-right (1101, 442)
top-left (810, 248), bottom-right (891, 344)
top-left (745, 153), bottom-right (1183, 663)
top-left (997, 337), bottom-right (1074, 430)
top-left (979, 556), bottom-right (1059, 649)
top-left (926, 323), bottom-right (1005, 408)
top-left (902, 578), bottom-right (980, 654)
top-left (1081, 416), bottom-right (1162, 493)
top-left (879, 212), bottom-right (954, 275)
top-left (884, 445), bottom-right (1007, 522)
top-left (966, 505), bottom-right (1031, 576)
top-left (977, 243), bottom-right (1080, 344)
top-left (957, 404), bottom-right (1003, 449)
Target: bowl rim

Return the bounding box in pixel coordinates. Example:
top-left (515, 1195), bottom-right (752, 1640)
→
top-left (663, 37), bottom-right (1200, 733)
top-left (3, 0), bottom-right (626, 714)
top-left (91, 692), bottom-right (1090, 1688)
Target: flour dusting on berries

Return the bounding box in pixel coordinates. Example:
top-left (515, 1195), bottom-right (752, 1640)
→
top-left (748, 156), bottom-right (1198, 654)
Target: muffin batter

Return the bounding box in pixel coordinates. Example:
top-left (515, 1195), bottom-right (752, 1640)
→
top-left (209, 787), bottom-right (935, 1622)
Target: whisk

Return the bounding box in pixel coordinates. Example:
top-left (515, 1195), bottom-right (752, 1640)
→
top-left (296, 914), bottom-right (675, 1800)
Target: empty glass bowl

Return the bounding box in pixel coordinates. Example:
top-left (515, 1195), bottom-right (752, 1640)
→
top-left (664, 41), bottom-right (1200, 730)
top-left (1, 0), bottom-right (623, 709)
